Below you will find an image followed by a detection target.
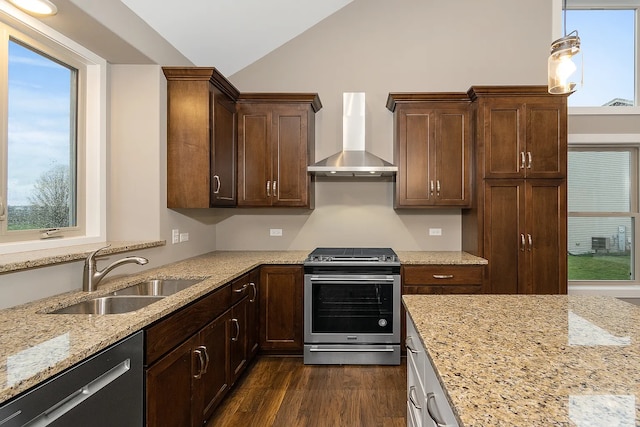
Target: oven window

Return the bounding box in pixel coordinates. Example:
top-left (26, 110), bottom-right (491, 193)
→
top-left (311, 283), bottom-right (394, 334)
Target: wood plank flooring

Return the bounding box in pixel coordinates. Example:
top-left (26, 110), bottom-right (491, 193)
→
top-left (207, 356), bottom-right (406, 427)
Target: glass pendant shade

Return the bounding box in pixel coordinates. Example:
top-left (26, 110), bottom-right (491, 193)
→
top-left (548, 30), bottom-right (582, 94)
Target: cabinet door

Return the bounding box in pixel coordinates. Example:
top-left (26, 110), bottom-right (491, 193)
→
top-left (246, 270), bottom-right (260, 362)
top-left (259, 265), bottom-right (304, 353)
top-left (229, 297), bottom-right (249, 384)
top-left (198, 310), bottom-right (231, 424)
top-left (396, 108), bottom-right (434, 207)
top-left (483, 180), bottom-right (525, 294)
top-left (272, 106), bottom-right (310, 207)
top-left (525, 102), bottom-right (567, 179)
top-left (434, 108), bottom-right (471, 206)
top-left (524, 180), bottom-right (567, 294)
top-left (146, 335), bottom-right (198, 427)
top-left (237, 105), bottom-right (272, 206)
top-left (481, 99), bottom-right (526, 179)
top-left (211, 88), bottom-right (237, 206)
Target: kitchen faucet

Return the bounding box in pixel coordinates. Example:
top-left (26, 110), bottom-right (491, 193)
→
top-left (83, 245), bottom-right (149, 292)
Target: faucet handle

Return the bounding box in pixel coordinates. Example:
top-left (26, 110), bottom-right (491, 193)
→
top-left (86, 245), bottom-right (111, 263)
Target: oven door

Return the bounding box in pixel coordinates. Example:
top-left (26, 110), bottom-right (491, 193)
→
top-left (304, 273), bottom-right (400, 344)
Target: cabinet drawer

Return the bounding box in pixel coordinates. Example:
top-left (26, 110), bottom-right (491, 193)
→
top-left (404, 285), bottom-right (482, 295)
top-left (403, 265), bottom-right (483, 286)
top-left (146, 285), bottom-right (231, 364)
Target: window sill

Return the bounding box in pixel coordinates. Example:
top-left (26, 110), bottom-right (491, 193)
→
top-left (569, 106), bottom-right (640, 116)
top-left (0, 240), bottom-right (165, 274)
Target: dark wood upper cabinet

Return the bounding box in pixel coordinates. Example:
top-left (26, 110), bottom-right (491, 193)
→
top-left (467, 86), bottom-right (567, 179)
top-left (237, 94), bottom-right (321, 208)
top-left (387, 93), bottom-right (471, 208)
top-left (163, 67), bottom-right (240, 208)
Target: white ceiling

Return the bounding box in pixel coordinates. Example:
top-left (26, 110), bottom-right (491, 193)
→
top-left (119, 0), bottom-right (352, 75)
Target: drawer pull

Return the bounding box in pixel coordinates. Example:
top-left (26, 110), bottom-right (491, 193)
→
top-left (432, 274), bottom-right (454, 279)
top-left (409, 386), bottom-right (422, 410)
top-left (405, 336), bottom-right (419, 354)
top-left (233, 284), bottom-right (248, 293)
top-left (426, 392), bottom-right (448, 427)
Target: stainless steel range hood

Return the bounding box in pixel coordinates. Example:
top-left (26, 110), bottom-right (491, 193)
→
top-left (308, 92), bottom-right (397, 177)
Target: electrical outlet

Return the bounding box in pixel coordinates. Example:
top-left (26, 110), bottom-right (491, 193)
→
top-left (429, 228), bottom-right (442, 236)
top-left (179, 232), bottom-right (189, 242)
top-left (270, 228), bottom-right (283, 237)
top-left (172, 229), bottom-right (180, 244)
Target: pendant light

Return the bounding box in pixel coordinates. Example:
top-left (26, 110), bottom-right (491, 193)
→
top-left (548, 0), bottom-right (582, 94)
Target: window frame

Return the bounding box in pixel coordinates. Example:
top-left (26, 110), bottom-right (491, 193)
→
top-left (0, 4), bottom-right (106, 254)
top-left (559, 0), bottom-right (640, 115)
top-left (568, 133), bottom-right (640, 296)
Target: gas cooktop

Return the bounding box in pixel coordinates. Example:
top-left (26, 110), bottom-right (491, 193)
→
top-left (304, 247), bottom-right (399, 266)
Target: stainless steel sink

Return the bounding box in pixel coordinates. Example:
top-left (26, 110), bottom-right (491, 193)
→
top-left (110, 279), bottom-right (202, 296)
top-left (49, 296), bottom-right (165, 315)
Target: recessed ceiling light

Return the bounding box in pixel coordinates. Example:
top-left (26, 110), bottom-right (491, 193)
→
top-left (7, 0), bottom-right (58, 16)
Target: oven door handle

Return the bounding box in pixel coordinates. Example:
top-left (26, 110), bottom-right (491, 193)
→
top-left (308, 347), bottom-right (396, 352)
top-left (308, 275), bottom-right (396, 283)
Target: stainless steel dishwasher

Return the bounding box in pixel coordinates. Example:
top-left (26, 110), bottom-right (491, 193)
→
top-left (0, 331), bottom-right (143, 427)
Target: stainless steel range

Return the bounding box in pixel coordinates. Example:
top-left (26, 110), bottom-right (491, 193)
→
top-left (303, 248), bottom-right (401, 365)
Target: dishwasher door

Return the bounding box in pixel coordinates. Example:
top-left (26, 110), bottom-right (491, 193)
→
top-left (0, 331), bottom-right (144, 427)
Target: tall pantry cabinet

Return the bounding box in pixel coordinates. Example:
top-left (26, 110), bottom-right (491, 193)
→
top-left (462, 86), bottom-right (568, 294)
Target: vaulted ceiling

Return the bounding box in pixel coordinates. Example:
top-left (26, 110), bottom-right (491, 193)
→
top-left (35, 0), bottom-right (353, 75)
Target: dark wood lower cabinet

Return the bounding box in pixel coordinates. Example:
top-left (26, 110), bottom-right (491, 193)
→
top-left (259, 265), bottom-right (304, 354)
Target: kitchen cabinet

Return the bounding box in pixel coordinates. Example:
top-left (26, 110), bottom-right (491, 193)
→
top-left (163, 67), bottom-right (240, 208)
top-left (482, 179), bottom-right (567, 294)
top-left (237, 94), bottom-right (321, 208)
top-left (468, 86), bottom-right (567, 179)
top-left (462, 86), bottom-right (568, 295)
top-left (145, 270), bottom-right (260, 427)
top-left (387, 93), bottom-right (472, 208)
top-left (259, 265), bottom-right (304, 354)
top-left (406, 314), bottom-right (459, 427)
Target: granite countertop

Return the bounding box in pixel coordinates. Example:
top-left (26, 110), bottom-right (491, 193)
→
top-left (403, 294), bottom-right (640, 426)
top-left (0, 249), bottom-right (484, 404)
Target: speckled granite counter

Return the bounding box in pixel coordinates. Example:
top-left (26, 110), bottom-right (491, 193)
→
top-left (403, 294), bottom-right (640, 426)
top-left (0, 249), bottom-right (484, 405)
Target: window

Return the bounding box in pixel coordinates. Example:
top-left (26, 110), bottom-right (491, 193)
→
top-left (568, 144), bottom-right (639, 283)
top-left (565, 0), bottom-right (639, 108)
top-left (0, 6), bottom-right (106, 253)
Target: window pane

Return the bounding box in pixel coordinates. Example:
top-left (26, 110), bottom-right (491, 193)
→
top-left (568, 217), bottom-right (633, 280)
top-left (565, 9), bottom-right (636, 107)
top-left (7, 39), bottom-right (77, 231)
top-left (568, 150), bottom-right (630, 212)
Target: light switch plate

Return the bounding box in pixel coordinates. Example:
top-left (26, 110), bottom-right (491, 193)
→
top-left (172, 229), bottom-right (180, 244)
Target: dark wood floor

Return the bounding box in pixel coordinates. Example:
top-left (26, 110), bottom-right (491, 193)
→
top-left (207, 356), bottom-right (407, 427)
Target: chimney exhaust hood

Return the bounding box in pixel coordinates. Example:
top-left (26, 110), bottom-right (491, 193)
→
top-left (308, 92), bottom-right (397, 177)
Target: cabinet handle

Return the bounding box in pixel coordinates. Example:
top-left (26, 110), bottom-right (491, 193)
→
top-left (409, 386), bottom-right (422, 410)
top-left (234, 283), bottom-right (248, 293)
top-left (520, 152), bottom-right (526, 170)
top-left (273, 180), bottom-right (277, 196)
top-left (527, 151), bottom-right (532, 169)
top-left (436, 180), bottom-right (441, 196)
top-left (213, 175), bottom-right (221, 194)
top-left (527, 233), bottom-right (533, 251)
top-left (430, 180), bottom-right (434, 195)
top-left (193, 348), bottom-right (206, 379)
top-left (405, 336), bottom-right (419, 354)
top-left (196, 345), bottom-right (210, 375)
top-left (432, 274), bottom-right (454, 279)
top-left (426, 392), bottom-right (448, 427)
top-left (231, 318), bottom-right (240, 342)
top-left (520, 233), bottom-right (526, 251)
top-left (249, 282), bottom-right (257, 302)
top-left (266, 181), bottom-right (271, 197)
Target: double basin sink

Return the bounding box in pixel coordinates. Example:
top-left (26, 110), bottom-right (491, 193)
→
top-left (49, 279), bottom-right (203, 315)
